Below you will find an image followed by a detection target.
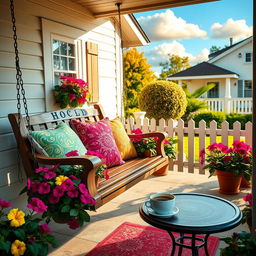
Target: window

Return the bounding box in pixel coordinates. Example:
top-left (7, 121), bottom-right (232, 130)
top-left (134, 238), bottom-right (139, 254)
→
top-left (207, 82), bottom-right (219, 98)
top-left (245, 52), bottom-right (252, 63)
top-left (244, 80), bottom-right (252, 97)
top-left (52, 39), bottom-right (77, 85)
top-left (238, 80), bottom-right (252, 97)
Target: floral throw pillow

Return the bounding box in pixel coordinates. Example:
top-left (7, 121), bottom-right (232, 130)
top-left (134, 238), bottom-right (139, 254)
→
top-left (30, 122), bottom-right (87, 157)
top-left (71, 118), bottom-right (125, 167)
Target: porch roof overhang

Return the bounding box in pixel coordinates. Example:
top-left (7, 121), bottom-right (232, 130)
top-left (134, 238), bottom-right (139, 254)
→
top-left (169, 74), bottom-right (239, 80)
top-left (69, 0), bottom-right (219, 18)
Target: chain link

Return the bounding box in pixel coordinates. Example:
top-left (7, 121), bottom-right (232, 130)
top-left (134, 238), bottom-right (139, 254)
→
top-left (10, 0), bottom-right (32, 182)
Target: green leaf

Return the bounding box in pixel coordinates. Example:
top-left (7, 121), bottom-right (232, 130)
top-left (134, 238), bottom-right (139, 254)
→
top-left (0, 240), bottom-right (11, 253)
top-left (25, 221), bottom-right (38, 232)
top-left (61, 205), bottom-right (70, 213)
top-left (79, 210), bottom-right (90, 222)
top-left (63, 197), bottom-right (72, 205)
top-left (19, 186), bottom-right (27, 195)
top-left (70, 209), bottom-right (79, 217)
top-left (13, 229), bottom-right (26, 240)
top-left (27, 243), bottom-right (39, 256)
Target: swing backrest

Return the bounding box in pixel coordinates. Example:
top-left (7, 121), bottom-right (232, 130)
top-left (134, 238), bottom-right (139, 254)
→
top-left (8, 104), bottom-right (105, 176)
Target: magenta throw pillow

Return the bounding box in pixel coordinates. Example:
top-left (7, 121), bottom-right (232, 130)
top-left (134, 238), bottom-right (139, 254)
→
top-left (71, 118), bottom-right (125, 167)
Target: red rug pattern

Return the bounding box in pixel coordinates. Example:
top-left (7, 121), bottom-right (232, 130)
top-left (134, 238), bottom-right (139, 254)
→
top-left (86, 222), bottom-right (219, 256)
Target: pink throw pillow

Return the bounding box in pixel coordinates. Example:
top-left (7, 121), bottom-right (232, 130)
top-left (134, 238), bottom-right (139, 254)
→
top-left (71, 118), bottom-right (125, 167)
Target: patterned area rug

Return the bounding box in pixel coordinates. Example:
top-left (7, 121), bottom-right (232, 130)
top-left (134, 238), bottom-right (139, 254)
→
top-left (86, 222), bottom-right (219, 256)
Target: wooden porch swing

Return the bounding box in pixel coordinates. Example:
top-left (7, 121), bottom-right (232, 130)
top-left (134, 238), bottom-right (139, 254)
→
top-left (8, 0), bottom-right (169, 209)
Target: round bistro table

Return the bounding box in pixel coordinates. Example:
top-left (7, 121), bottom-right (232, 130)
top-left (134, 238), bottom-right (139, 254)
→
top-left (139, 193), bottom-right (242, 256)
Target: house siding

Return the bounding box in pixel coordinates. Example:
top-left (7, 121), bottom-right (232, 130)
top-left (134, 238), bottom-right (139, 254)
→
top-left (0, 0), bottom-right (121, 202)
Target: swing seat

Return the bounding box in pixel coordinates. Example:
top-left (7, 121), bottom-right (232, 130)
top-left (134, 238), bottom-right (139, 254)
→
top-left (8, 104), bottom-right (169, 208)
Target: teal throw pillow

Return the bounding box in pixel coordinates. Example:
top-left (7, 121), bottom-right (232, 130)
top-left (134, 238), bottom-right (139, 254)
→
top-left (30, 122), bottom-right (86, 157)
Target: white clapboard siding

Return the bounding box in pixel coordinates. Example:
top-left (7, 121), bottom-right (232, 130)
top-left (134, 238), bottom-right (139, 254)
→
top-left (0, 52), bottom-right (43, 70)
top-left (0, 118), bottom-right (13, 134)
top-left (0, 84), bottom-right (44, 100)
top-left (0, 133), bottom-right (16, 151)
top-left (124, 118), bottom-right (252, 174)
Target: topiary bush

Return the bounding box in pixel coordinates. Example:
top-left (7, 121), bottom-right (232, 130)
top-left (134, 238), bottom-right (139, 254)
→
top-left (138, 81), bottom-right (187, 120)
top-left (193, 111), bottom-right (226, 128)
top-left (226, 113), bottom-right (252, 129)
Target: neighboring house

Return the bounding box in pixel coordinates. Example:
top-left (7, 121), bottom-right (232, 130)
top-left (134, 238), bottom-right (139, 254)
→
top-left (169, 37), bottom-right (253, 113)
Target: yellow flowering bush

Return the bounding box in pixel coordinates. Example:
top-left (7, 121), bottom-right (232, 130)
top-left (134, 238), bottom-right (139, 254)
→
top-left (0, 198), bottom-right (57, 256)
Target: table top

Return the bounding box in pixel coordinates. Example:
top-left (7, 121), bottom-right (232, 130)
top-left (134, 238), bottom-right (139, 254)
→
top-left (139, 193), bottom-right (242, 234)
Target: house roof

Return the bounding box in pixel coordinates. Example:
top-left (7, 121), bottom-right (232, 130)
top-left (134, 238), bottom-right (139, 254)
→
top-left (168, 62), bottom-right (238, 79)
top-left (69, 0), bottom-right (218, 18)
top-left (208, 36), bottom-right (252, 61)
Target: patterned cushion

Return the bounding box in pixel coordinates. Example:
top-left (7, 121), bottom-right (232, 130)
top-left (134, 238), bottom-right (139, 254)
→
top-left (71, 118), bottom-right (125, 167)
top-left (110, 118), bottom-right (137, 160)
top-left (30, 122), bottom-right (87, 157)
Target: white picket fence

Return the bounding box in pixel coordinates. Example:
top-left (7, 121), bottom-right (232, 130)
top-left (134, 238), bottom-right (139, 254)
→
top-left (204, 97), bottom-right (252, 114)
top-left (123, 117), bottom-right (252, 175)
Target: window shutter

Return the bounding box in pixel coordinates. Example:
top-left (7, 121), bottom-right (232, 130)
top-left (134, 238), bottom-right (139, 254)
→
top-left (237, 80), bottom-right (243, 97)
top-left (86, 42), bottom-right (99, 102)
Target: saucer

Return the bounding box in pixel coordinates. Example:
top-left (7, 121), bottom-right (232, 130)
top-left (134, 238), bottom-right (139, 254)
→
top-left (143, 200), bottom-right (179, 218)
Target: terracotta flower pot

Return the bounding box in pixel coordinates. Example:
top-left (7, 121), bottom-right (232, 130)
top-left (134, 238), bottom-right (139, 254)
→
top-left (240, 176), bottom-right (252, 188)
top-left (144, 151), bottom-right (153, 157)
top-left (215, 170), bottom-right (242, 195)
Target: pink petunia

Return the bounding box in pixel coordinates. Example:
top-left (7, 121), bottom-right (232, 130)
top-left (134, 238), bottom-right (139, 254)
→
top-left (243, 193), bottom-right (252, 207)
top-left (69, 175), bottom-right (79, 180)
top-left (44, 171), bottom-right (57, 180)
top-left (48, 195), bottom-right (60, 204)
top-left (78, 97), bottom-right (86, 104)
top-left (132, 135), bottom-right (143, 142)
top-left (31, 181), bottom-right (41, 194)
top-left (39, 223), bottom-right (52, 234)
top-left (164, 140), bottom-right (170, 145)
top-left (243, 155), bottom-right (250, 163)
top-left (78, 184), bottom-right (89, 195)
top-left (80, 194), bottom-right (96, 205)
top-left (67, 187), bottom-right (79, 198)
top-left (27, 198), bottom-right (48, 213)
top-left (199, 149), bottom-right (205, 165)
top-left (0, 198), bottom-right (12, 208)
top-left (53, 185), bottom-right (66, 197)
top-left (153, 137), bottom-right (159, 142)
top-left (63, 179), bottom-right (74, 191)
top-left (69, 93), bottom-right (76, 101)
top-left (132, 128), bottom-right (143, 134)
top-left (104, 169), bottom-right (110, 180)
top-left (65, 150), bottom-right (79, 157)
top-left (35, 167), bottom-right (50, 173)
top-left (27, 178), bottom-right (31, 190)
top-left (38, 182), bottom-right (51, 194)
top-left (67, 218), bottom-right (80, 229)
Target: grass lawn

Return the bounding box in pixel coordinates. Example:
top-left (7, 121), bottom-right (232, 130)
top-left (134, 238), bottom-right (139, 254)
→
top-left (178, 136), bottom-right (245, 161)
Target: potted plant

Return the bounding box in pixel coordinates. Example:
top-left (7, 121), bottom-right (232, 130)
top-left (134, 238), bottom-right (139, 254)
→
top-left (220, 232), bottom-right (256, 256)
top-left (20, 150), bottom-right (109, 229)
top-left (200, 141), bottom-right (252, 194)
top-left (0, 198), bottom-right (57, 255)
top-left (54, 76), bottom-right (90, 109)
top-left (241, 193), bottom-right (253, 232)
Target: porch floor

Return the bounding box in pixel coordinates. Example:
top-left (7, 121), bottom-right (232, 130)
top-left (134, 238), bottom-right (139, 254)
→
top-left (48, 171), bottom-right (251, 256)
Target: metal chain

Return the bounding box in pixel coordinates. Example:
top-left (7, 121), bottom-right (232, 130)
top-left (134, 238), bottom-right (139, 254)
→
top-left (10, 0), bottom-right (32, 182)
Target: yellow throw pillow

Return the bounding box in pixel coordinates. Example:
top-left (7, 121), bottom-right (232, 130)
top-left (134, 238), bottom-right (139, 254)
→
top-left (110, 118), bottom-right (137, 160)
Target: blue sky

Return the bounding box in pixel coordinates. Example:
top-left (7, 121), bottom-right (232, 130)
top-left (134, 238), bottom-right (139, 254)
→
top-left (134, 0), bottom-right (253, 75)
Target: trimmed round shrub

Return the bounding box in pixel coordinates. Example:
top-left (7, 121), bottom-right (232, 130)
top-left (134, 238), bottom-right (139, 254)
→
top-left (193, 111), bottom-right (226, 128)
top-left (138, 81), bottom-right (187, 120)
top-left (226, 113), bottom-right (252, 129)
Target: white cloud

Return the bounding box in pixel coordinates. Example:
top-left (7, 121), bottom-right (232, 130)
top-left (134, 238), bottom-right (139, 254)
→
top-left (137, 10), bottom-right (207, 41)
top-left (144, 41), bottom-right (209, 67)
top-left (211, 18), bottom-right (252, 41)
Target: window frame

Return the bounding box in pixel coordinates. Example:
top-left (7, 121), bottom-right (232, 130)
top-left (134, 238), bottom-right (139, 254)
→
top-left (207, 82), bottom-right (219, 98)
top-left (42, 18), bottom-right (87, 111)
top-left (244, 52), bottom-right (252, 63)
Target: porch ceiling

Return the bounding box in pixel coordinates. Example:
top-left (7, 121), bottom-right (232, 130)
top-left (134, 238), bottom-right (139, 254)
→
top-left (70, 0), bottom-right (219, 18)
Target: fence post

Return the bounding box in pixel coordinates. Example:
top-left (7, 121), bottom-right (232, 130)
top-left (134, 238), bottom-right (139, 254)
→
top-left (198, 120), bottom-right (206, 174)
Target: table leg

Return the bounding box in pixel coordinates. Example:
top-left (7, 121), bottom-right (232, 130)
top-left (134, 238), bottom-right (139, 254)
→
top-left (178, 233), bottom-right (184, 256)
top-left (204, 234), bottom-right (210, 256)
top-left (168, 231), bottom-right (176, 256)
top-left (191, 234), bottom-right (199, 256)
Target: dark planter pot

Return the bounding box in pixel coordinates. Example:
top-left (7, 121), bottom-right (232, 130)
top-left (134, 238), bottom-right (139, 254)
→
top-left (215, 170), bottom-right (242, 195)
top-left (52, 213), bottom-right (72, 224)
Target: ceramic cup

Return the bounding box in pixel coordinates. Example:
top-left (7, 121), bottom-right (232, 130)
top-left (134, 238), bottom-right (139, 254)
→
top-left (146, 193), bottom-right (176, 214)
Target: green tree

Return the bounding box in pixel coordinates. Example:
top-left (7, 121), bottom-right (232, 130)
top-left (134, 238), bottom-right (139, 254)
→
top-left (159, 54), bottom-right (191, 80)
top-left (123, 48), bottom-right (156, 117)
top-left (210, 45), bottom-right (222, 54)
top-left (181, 83), bottom-right (216, 121)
